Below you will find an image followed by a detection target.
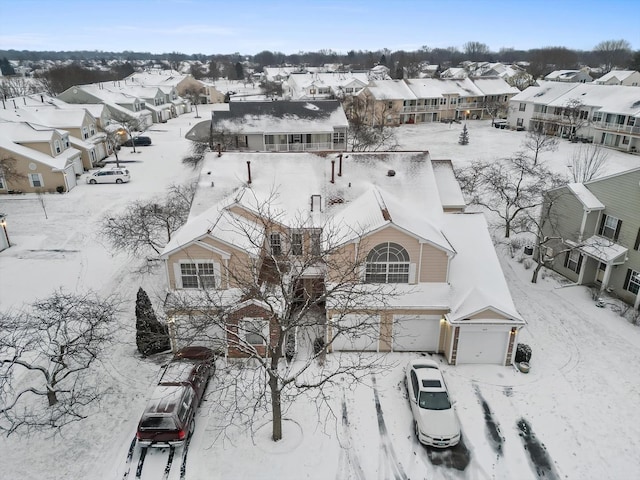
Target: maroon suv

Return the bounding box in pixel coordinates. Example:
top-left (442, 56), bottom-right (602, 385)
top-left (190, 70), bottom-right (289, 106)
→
top-left (136, 346), bottom-right (214, 447)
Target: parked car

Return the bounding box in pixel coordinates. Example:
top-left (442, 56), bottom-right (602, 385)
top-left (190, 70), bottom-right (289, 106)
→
top-left (405, 358), bottom-right (461, 448)
top-left (122, 136), bottom-right (152, 147)
top-left (136, 346), bottom-right (215, 447)
top-left (86, 167), bottom-right (130, 184)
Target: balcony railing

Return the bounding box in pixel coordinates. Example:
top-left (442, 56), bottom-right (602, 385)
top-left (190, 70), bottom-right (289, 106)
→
top-left (592, 122), bottom-right (640, 135)
top-left (265, 142), bottom-right (336, 152)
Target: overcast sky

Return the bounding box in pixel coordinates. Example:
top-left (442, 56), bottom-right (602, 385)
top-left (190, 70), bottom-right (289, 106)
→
top-left (1, 0), bottom-right (638, 55)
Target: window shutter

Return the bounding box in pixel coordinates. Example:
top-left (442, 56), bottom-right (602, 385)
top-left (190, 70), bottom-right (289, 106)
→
top-left (623, 269), bottom-right (632, 290)
top-left (634, 228), bottom-right (640, 251)
top-left (409, 263), bottom-right (417, 283)
top-left (613, 219), bottom-right (622, 241)
top-left (214, 262), bottom-right (222, 288)
top-left (563, 251), bottom-right (569, 268)
top-left (576, 254), bottom-right (583, 274)
top-left (598, 215), bottom-right (606, 235)
top-left (173, 263), bottom-right (183, 289)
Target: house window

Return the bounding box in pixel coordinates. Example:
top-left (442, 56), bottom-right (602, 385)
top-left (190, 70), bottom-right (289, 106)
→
top-left (564, 250), bottom-right (583, 273)
top-left (180, 262), bottom-right (216, 289)
top-left (54, 140), bottom-right (61, 154)
top-left (310, 230), bottom-right (321, 256)
top-left (593, 111), bottom-right (603, 122)
top-left (517, 118), bottom-right (524, 127)
top-left (624, 269), bottom-right (640, 295)
top-left (240, 318), bottom-right (268, 345)
top-left (333, 132), bottom-right (345, 143)
top-left (634, 228), bottom-right (640, 251)
top-left (387, 101), bottom-right (393, 109)
top-left (365, 242), bottom-right (410, 283)
top-left (0, 174), bottom-right (5, 189)
top-left (90, 124), bottom-right (96, 136)
top-left (598, 214), bottom-right (621, 241)
top-left (82, 127), bottom-right (89, 139)
top-left (291, 232), bottom-right (303, 256)
top-left (63, 137), bottom-right (69, 148)
top-left (29, 173), bottom-right (43, 188)
top-left (519, 103), bottom-right (526, 112)
top-left (270, 233), bottom-right (282, 255)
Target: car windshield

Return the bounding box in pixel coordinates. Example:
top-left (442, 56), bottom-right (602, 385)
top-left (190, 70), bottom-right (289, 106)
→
top-left (419, 391), bottom-right (451, 410)
top-left (139, 416), bottom-right (177, 431)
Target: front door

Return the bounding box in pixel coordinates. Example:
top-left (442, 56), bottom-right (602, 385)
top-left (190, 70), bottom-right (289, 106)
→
top-left (596, 262), bottom-right (606, 283)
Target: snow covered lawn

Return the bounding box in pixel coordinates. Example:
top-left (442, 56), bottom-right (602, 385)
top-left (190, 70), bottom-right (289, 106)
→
top-left (1, 108), bottom-right (639, 479)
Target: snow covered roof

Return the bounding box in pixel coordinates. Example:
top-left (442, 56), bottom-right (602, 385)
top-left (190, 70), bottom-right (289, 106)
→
top-left (471, 77), bottom-right (520, 96)
top-left (444, 213), bottom-right (524, 323)
top-left (566, 183), bottom-right (605, 210)
top-left (0, 121), bottom-right (74, 170)
top-left (510, 81), bottom-right (580, 103)
top-left (186, 100), bottom-right (348, 140)
top-left (595, 70), bottom-right (638, 84)
top-left (431, 160), bottom-right (466, 209)
top-left (364, 80), bottom-right (417, 100)
top-left (572, 235), bottom-right (628, 264)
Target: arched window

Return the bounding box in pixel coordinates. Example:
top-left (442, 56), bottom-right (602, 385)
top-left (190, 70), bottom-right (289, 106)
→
top-left (365, 242), bottom-right (410, 283)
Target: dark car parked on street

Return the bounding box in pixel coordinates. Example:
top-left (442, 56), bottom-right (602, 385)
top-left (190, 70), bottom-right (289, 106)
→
top-left (122, 136), bottom-right (152, 147)
top-left (136, 346), bottom-right (215, 447)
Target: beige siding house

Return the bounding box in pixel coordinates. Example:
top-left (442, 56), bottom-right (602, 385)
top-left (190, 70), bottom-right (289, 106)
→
top-left (160, 151), bottom-right (525, 364)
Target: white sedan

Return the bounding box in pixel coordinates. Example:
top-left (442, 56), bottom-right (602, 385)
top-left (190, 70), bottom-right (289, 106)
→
top-left (405, 358), bottom-right (461, 448)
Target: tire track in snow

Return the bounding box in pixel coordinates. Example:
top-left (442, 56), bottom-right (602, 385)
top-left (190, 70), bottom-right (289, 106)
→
top-left (371, 375), bottom-right (408, 480)
top-left (335, 393), bottom-right (366, 480)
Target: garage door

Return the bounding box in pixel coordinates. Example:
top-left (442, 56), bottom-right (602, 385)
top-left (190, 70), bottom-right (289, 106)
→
top-left (456, 326), bottom-right (509, 364)
top-left (392, 315), bottom-right (441, 351)
top-left (331, 314), bottom-right (380, 351)
top-left (64, 165), bottom-right (77, 190)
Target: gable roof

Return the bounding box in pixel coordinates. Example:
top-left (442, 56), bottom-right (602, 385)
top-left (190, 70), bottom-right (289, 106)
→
top-left (566, 183), bottom-right (605, 210)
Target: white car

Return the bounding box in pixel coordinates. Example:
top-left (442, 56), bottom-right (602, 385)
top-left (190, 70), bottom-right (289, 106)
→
top-left (86, 167), bottom-right (130, 184)
top-left (405, 358), bottom-right (461, 448)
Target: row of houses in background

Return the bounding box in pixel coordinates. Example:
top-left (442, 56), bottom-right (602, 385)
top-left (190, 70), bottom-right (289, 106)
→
top-left (506, 80), bottom-right (640, 154)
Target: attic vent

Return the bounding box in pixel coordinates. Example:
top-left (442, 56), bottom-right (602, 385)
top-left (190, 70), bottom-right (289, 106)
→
top-left (387, 169), bottom-right (396, 177)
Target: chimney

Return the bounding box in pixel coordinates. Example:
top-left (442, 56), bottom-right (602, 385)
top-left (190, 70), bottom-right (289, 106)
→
top-left (330, 160), bottom-right (335, 183)
top-left (247, 161), bottom-right (252, 184)
top-left (338, 153), bottom-right (343, 176)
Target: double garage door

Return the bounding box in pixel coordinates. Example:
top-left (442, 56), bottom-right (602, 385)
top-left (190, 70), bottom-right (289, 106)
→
top-left (331, 314), bottom-right (441, 352)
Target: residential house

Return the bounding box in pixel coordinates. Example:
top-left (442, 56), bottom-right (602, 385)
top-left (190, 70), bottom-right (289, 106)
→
top-left (545, 69), bottom-right (593, 83)
top-left (0, 120), bottom-right (82, 193)
top-left (160, 152), bottom-right (525, 365)
top-left (352, 77), bottom-right (519, 125)
top-left (57, 84), bottom-right (153, 130)
top-left (594, 70), bottom-right (640, 87)
top-left (507, 81), bottom-right (640, 153)
top-left (0, 105), bottom-right (108, 170)
top-left (185, 100), bottom-right (349, 152)
top-left (285, 72), bottom-right (370, 100)
top-left (126, 70), bottom-right (223, 105)
top-left (540, 167), bottom-right (640, 310)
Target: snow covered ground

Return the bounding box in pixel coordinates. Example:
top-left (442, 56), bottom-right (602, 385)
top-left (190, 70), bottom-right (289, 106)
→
top-left (1, 106), bottom-right (639, 479)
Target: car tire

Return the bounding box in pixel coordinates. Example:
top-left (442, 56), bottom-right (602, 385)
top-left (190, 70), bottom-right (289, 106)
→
top-left (414, 421), bottom-right (421, 442)
top-left (89, 179), bottom-right (97, 184)
top-left (116, 179), bottom-right (123, 184)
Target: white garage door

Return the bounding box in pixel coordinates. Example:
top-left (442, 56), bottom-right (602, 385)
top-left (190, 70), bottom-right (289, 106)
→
top-left (392, 315), bottom-right (441, 352)
top-left (456, 326), bottom-right (509, 364)
top-left (331, 314), bottom-right (380, 351)
top-left (64, 165), bottom-right (77, 190)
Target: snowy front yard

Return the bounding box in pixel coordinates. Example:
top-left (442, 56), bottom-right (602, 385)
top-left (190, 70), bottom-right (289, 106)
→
top-left (1, 110), bottom-right (639, 479)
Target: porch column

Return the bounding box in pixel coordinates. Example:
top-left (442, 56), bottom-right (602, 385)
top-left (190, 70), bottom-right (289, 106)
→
top-left (600, 263), bottom-right (613, 292)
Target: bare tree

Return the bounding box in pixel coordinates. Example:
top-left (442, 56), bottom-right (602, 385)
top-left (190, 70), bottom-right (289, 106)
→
top-left (182, 140), bottom-right (209, 169)
top-left (561, 98), bottom-right (589, 142)
top-left (0, 155), bottom-right (26, 189)
top-left (482, 96), bottom-right (510, 126)
top-left (463, 41), bottom-right (490, 60)
top-left (100, 182), bottom-right (196, 257)
top-left (182, 85), bottom-right (203, 118)
top-left (521, 124), bottom-right (559, 166)
top-left (456, 154), bottom-right (565, 238)
top-left (165, 191), bottom-right (399, 442)
top-left (107, 109), bottom-right (147, 154)
top-left (594, 39), bottom-right (633, 73)
top-left (569, 144), bottom-right (608, 182)
top-left (0, 290), bottom-right (117, 436)
top-left (259, 80), bottom-right (283, 99)
top-left (346, 95), bottom-right (398, 151)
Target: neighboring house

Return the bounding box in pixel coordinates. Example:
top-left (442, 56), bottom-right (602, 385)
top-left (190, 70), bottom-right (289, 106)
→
top-left (352, 77), bottom-right (519, 125)
top-left (185, 100), bottom-right (349, 152)
top-left (160, 152), bottom-right (525, 365)
top-left (126, 70), bottom-right (222, 105)
top-left (540, 167), bottom-right (640, 310)
top-left (545, 69), bottom-right (593, 83)
top-left (0, 105), bottom-right (108, 170)
top-left (57, 84), bottom-right (153, 129)
top-left (0, 120), bottom-right (82, 193)
top-left (285, 72), bottom-right (369, 100)
top-left (507, 81), bottom-right (640, 153)
top-left (594, 70), bottom-right (640, 87)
